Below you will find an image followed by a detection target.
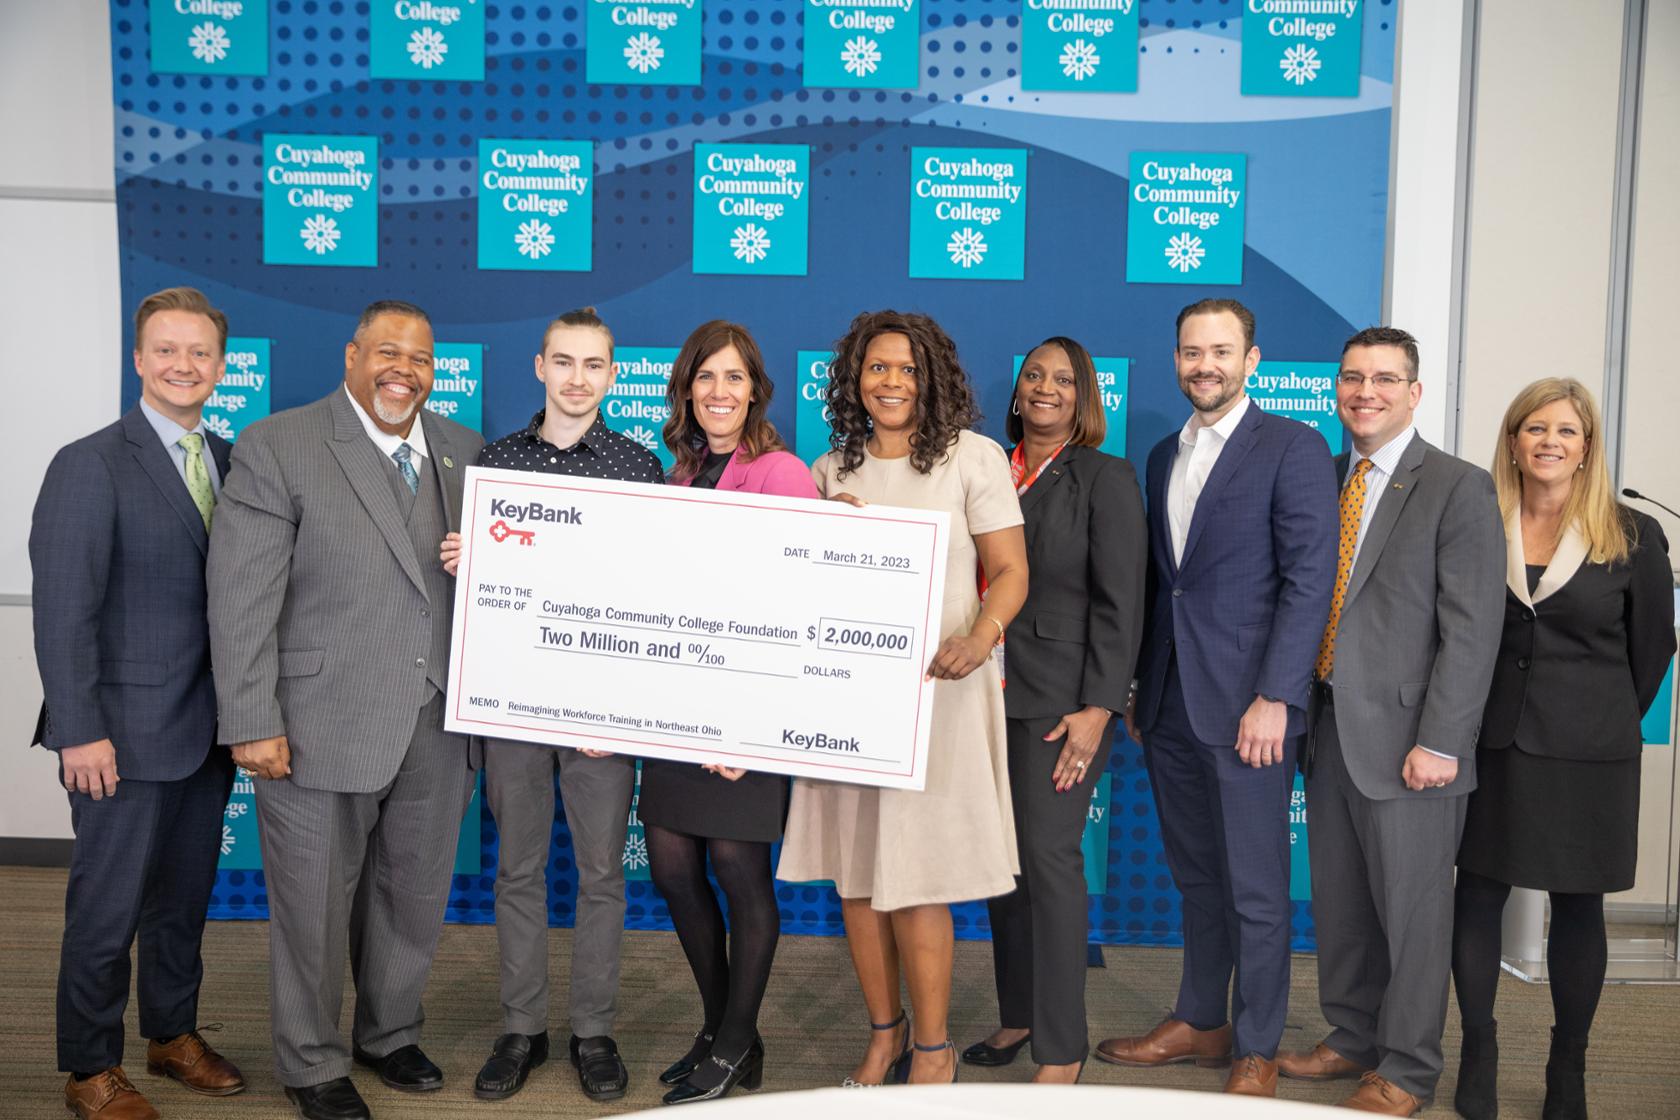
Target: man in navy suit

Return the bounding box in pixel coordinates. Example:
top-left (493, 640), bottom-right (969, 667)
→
top-left (31, 287), bottom-right (245, 1120)
top-left (1094, 299), bottom-right (1337, 1097)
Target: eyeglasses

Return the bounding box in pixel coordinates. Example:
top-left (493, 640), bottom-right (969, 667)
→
top-left (1336, 373), bottom-right (1415, 390)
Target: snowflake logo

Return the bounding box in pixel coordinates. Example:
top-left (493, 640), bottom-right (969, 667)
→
top-left (407, 26), bottom-right (449, 70)
top-left (203, 413), bottom-right (235, 440)
top-left (1059, 38), bottom-right (1101, 82)
top-left (622, 832), bottom-right (649, 871)
top-left (220, 824), bottom-right (236, 857)
top-left (623, 32), bottom-right (664, 75)
top-left (729, 223), bottom-right (772, 265)
top-left (625, 424), bottom-right (661, 452)
top-left (1164, 232), bottom-right (1206, 273)
top-left (300, 213), bottom-right (342, 255)
top-left (514, 218), bottom-right (555, 260)
top-left (841, 35), bottom-right (882, 78)
top-left (188, 22), bottom-right (231, 65)
top-left (1280, 43), bottom-right (1322, 86)
top-left (946, 227), bottom-right (988, 269)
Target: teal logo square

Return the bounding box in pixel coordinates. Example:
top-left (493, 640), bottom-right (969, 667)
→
top-left (370, 0), bottom-right (485, 81)
top-left (586, 0), bottom-right (703, 86)
top-left (1022, 0), bottom-right (1138, 93)
top-left (427, 342), bottom-right (484, 432)
top-left (909, 147), bottom-right (1027, 281)
top-left (624, 763), bottom-right (652, 881)
top-left (803, 0), bottom-right (920, 89)
top-left (204, 337), bottom-right (271, 442)
top-left (453, 774), bottom-right (483, 875)
top-left (150, 0), bottom-right (269, 76)
top-left (1079, 771), bottom-right (1112, 895)
top-left (1241, 0), bottom-right (1362, 98)
top-left (1126, 151), bottom-right (1245, 285)
top-left (263, 134), bottom-right (379, 267)
top-left (216, 769), bottom-right (263, 870)
top-left (1290, 772), bottom-right (1311, 901)
top-left (1247, 361), bottom-right (1344, 453)
top-left (478, 139), bottom-right (593, 271)
top-left (605, 346), bottom-right (678, 470)
top-left (693, 144), bottom-right (809, 276)
top-left (1642, 659), bottom-right (1674, 745)
top-left (795, 349), bottom-right (834, 464)
top-left (1012, 352), bottom-right (1128, 457)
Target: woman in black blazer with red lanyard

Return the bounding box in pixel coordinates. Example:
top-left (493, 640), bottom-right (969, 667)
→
top-left (1450, 378), bottom-right (1674, 1120)
top-left (963, 337), bottom-right (1146, 1083)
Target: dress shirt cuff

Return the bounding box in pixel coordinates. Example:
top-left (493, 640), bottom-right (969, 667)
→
top-left (1418, 746), bottom-right (1455, 760)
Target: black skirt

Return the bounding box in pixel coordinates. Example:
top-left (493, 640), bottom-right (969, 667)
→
top-left (637, 758), bottom-right (788, 843)
top-left (1458, 742), bottom-right (1640, 894)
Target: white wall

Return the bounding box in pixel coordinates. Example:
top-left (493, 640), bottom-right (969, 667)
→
top-left (0, 0), bottom-right (121, 838)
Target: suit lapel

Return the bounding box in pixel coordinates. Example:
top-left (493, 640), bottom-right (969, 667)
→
top-left (1016, 446), bottom-right (1070, 544)
top-left (122, 408), bottom-right (210, 555)
top-left (325, 392), bottom-right (428, 596)
top-left (1505, 507), bottom-right (1589, 606)
top-left (1340, 435), bottom-right (1427, 611)
top-left (208, 431), bottom-right (234, 480)
top-left (420, 410), bottom-right (467, 533)
top-left (1178, 403), bottom-right (1262, 572)
top-left (1146, 438), bottom-right (1176, 578)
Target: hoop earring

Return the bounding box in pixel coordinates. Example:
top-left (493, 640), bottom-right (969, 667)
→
top-left (1010, 399), bottom-right (1020, 416)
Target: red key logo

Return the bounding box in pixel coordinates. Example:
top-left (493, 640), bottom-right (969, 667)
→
top-left (488, 519), bottom-right (535, 546)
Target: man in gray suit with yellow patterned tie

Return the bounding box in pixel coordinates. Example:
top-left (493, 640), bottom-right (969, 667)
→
top-left (208, 300), bottom-right (485, 1120)
top-left (1277, 327), bottom-right (1505, 1116)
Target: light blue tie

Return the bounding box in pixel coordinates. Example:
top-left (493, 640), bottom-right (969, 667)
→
top-left (392, 443), bottom-right (419, 495)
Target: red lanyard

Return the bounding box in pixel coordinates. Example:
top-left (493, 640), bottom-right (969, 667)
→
top-left (1009, 440), bottom-right (1068, 495)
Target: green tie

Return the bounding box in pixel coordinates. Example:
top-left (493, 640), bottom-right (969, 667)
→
top-left (178, 432), bottom-right (215, 531)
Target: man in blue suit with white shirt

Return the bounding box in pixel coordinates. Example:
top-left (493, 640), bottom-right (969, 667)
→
top-left (1093, 299), bottom-right (1337, 1097)
top-left (31, 287), bottom-right (245, 1120)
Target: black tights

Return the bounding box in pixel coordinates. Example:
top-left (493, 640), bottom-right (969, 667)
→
top-left (1451, 869), bottom-right (1607, 1040)
top-left (646, 825), bottom-right (780, 1058)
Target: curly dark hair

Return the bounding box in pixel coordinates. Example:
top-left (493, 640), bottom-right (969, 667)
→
top-left (825, 310), bottom-right (980, 478)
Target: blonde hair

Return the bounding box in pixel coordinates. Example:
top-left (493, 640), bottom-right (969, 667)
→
top-left (1492, 377), bottom-right (1630, 565)
top-left (134, 286), bottom-right (228, 355)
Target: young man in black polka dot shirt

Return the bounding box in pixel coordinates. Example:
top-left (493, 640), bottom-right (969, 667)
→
top-left (449, 307), bottom-right (661, 1104)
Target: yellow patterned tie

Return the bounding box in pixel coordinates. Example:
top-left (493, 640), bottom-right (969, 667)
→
top-left (1314, 457), bottom-right (1374, 680)
top-left (178, 432), bottom-right (215, 531)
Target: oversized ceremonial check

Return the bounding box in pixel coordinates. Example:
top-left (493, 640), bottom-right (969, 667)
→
top-left (445, 466), bottom-right (951, 790)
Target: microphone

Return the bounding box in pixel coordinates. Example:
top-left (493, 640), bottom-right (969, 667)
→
top-left (1622, 488), bottom-right (1680, 520)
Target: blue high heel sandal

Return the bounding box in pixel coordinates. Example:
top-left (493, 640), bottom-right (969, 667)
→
top-left (910, 1039), bottom-right (958, 1085)
top-left (840, 1011), bottom-right (912, 1088)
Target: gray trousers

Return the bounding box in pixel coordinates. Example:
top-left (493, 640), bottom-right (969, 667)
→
top-left (253, 694), bottom-right (474, 1088)
top-left (484, 740), bottom-right (634, 1038)
top-left (1306, 710), bottom-right (1467, 1102)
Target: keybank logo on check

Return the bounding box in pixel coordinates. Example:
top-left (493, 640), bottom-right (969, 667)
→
top-left (782, 728), bottom-right (861, 752)
top-left (489, 498), bottom-right (585, 525)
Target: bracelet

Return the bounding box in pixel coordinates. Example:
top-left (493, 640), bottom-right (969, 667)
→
top-left (979, 614), bottom-right (1004, 645)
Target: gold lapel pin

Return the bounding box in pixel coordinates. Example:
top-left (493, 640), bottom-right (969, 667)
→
top-left (443, 456), bottom-right (455, 469)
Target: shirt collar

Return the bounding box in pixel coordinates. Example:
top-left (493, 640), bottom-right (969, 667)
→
top-left (1353, 425), bottom-right (1416, 479)
top-left (138, 397), bottom-right (208, 448)
top-left (343, 384), bottom-right (429, 461)
top-left (524, 409), bottom-right (607, 454)
top-left (1179, 393), bottom-right (1251, 448)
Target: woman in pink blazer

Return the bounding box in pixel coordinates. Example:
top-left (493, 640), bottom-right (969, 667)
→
top-left (641, 321), bottom-right (817, 1105)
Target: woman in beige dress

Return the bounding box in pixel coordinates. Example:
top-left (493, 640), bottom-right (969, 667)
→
top-left (779, 310), bottom-right (1029, 1087)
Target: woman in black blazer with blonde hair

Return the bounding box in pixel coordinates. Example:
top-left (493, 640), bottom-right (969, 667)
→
top-left (1450, 377), bottom-right (1674, 1120)
top-left (964, 337), bottom-right (1146, 1083)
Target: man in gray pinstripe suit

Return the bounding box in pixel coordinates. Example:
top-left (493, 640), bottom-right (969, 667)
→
top-left (208, 301), bottom-right (485, 1120)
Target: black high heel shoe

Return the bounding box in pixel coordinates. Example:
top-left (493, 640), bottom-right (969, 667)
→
top-left (962, 1031), bottom-right (1032, 1067)
top-left (659, 1029), bottom-right (715, 1086)
top-left (841, 1010), bottom-right (912, 1088)
top-left (661, 1036), bottom-right (764, 1106)
top-left (911, 1039), bottom-right (958, 1084)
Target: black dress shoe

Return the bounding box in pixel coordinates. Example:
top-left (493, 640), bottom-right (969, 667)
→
top-left (474, 1031), bottom-right (549, 1101)
top-left (663, 1036), bottom-right (764, 1106)
top-left (283, 1078), bottom-right (370, 1120)
top-left (660, 1029), bottom-right (716, 1086)
top-left (961, 1032), bottom-right (1032, 1067)
top-left (351, 1043), bottom-right (443, 1092)
top-left (569, 1034), bottom-right (629, 1101)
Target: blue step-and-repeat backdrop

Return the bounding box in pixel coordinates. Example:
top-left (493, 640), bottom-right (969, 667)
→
top-left (110, 0), bottom-right (1397, 948)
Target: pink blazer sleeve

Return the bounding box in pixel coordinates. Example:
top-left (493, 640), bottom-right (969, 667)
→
top-left (722, 450), bottom-right (820, 499)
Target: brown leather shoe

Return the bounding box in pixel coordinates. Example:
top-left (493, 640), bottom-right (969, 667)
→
top-left (1093, 1019), bottom-right (1232, 1068)
top-left (1338, 1071), bottom-right (1423, 1115)
top-left (1224, 1054), bottom-right (1278, 1096)
top-left (64, 1068), bottom-right (160, 1120)
top-left (146, 1030), bottom-right (246, 1096)
top-left (1279, 1040), bottom-right (1370, 1081)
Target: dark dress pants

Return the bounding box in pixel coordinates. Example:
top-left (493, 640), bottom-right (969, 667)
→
top-left (988, 712), bottom-right (1113, 1065)
top-left (1141, 661), bottom-right (1295, 1060)
top-left (57, 747), bottom-right (236, 1072)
